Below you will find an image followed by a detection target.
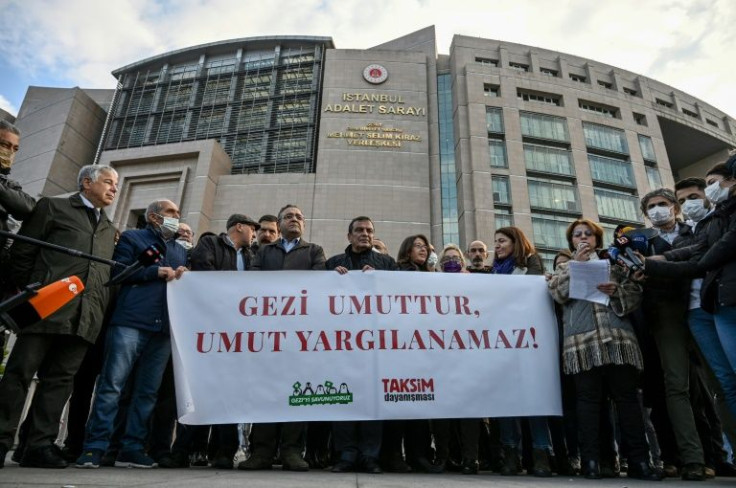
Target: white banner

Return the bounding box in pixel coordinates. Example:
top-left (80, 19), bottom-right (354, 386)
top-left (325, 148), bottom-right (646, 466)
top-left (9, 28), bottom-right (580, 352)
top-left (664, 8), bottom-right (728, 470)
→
top-left (168, 270), bottom-right (562, 424)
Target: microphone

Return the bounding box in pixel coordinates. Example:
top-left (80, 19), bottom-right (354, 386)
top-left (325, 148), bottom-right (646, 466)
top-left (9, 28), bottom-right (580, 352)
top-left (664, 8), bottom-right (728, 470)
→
top-left (105, 242), bottom-right (165, 287)
top-left (0, 276), bottom-right (85, 333)
top-left (604, 247), bottom-right (636, 269)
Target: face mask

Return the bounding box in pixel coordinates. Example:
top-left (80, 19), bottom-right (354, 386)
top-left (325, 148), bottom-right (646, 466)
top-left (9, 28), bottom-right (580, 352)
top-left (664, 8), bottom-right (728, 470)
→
top-left (647, 206), bottom-right (672, 226)
top-left (681, 199), bottom-right (708, 222)
top-left (156, 214), bottom-right (180, 239)
top-left (441, 260), bottom-right (463, 273)
top-left (705, 181), bottom-right (730, 205)
top-left (0, 147), bottom-right (15, 170)
top-left (427, 251), bottom-right (438, 268)
top-left (176, 238), bottom-right (193, 250)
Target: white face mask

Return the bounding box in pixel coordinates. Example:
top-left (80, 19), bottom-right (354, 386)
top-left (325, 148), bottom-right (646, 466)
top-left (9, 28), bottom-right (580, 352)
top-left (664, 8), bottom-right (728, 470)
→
top-left (681, 199), bottom-right (708, 222)
top-left (427, 251), bottom-right (438, 268)
top-left (647, 205), bottom-right (673, 226)
top-left (176, 238), bottom-right (193, 250)
top-left (705, 181), bottom-right (730, 205)
top-left (156, 214), bottom-right (180, 239)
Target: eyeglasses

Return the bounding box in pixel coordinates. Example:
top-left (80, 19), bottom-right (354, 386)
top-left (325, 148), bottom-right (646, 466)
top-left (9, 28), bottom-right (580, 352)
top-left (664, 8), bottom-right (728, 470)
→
top-left (281, 213), bottom-right (304, 221)
top-left (572, 230), bottom-right (594, 238)
top-left (413, 243), bottom-right (428, 250)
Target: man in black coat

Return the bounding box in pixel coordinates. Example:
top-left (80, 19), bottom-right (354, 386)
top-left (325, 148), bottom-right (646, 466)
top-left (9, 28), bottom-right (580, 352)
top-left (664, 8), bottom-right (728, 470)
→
top-left (326, 216), bottom-right (397, 474)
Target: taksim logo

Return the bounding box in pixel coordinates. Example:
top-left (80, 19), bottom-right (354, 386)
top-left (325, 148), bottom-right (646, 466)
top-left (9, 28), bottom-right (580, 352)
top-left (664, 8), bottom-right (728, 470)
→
top-left (382, 377), bottom-right (436, 403)
top-left (363, 64), bottom-right (388, 84)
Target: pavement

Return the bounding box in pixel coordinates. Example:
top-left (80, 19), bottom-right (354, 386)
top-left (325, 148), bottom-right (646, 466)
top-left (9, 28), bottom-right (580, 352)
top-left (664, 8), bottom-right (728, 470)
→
top-left (1, 464), bottom-right (735, 488)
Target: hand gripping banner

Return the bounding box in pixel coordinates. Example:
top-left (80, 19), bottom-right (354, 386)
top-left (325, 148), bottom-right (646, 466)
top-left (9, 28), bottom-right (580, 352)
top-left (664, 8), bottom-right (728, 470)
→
top-left (167, 270), bottom-right (562, 424)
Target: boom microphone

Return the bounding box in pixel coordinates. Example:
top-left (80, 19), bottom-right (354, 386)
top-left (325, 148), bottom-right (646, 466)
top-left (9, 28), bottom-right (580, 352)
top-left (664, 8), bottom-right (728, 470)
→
top-left (0, 276), bottom-right (85, 333)
top-left (105, 242), bottom-right (165, 286)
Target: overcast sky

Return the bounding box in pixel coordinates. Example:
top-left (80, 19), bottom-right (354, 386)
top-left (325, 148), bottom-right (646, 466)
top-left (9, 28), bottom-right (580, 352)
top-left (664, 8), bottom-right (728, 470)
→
top-left (1, 0), bottom-right (734, 119)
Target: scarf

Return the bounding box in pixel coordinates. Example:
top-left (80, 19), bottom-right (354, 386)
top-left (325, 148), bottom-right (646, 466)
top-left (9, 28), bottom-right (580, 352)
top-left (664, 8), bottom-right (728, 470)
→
top-left (491, 256), bottom-right (516, 275)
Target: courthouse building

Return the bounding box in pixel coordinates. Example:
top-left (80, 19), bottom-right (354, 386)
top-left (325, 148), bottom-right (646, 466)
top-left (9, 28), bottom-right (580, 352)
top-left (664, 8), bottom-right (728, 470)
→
top-left (9, 26), bottom-right (736, 264)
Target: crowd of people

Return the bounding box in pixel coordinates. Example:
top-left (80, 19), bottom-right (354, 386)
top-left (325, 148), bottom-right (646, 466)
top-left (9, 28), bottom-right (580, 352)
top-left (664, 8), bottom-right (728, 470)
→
top-left (1, 117), bottom-right (736, 481)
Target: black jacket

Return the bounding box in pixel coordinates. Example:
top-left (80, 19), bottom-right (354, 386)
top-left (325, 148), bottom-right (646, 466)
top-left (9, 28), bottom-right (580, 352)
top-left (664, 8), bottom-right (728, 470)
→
top-left (190, 233), bottom-right (252, 271)
top-left (642, 222), bottom-right (693, 307)
top-left (646, 197), bottom-right (736, 313)
top-left (326, 246), bottom-right (399, 271)
top-left (0, 172), bottom-right (35, 291)
top-left (252, 239), bottom-right (326, 271)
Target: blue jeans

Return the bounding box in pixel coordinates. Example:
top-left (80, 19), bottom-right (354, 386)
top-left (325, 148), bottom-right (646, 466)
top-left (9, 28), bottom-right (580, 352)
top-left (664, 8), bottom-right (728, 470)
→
top-left (689, 306), bottom-right (736, 417)
top-left (84, 326), bottom-right (171, 453)
top-left (499, 417), bottom-right (551, 449)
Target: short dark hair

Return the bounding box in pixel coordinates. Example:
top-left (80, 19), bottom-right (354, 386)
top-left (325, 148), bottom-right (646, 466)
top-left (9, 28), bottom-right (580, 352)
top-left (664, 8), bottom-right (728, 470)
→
top-left (258, 214), bottom-right (278, 224)
top-left (565, 218), bottom-right (605, 251)
top-left (706, 162), bottom-right (734, 180)
top-left (348, 216), bottom-right (373, 233)
top-left (675, 177), bottom-right (706, 192)
top-left (553, 249), bottom-right (573, 271)
top-left (277, 204), bottom-right (301, 221)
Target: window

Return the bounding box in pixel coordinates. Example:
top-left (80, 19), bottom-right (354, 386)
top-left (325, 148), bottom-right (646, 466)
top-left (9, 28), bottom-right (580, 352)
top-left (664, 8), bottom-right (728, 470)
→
top-left (656, 98), bottom-right (673, 109)
top-left (486, 107), bottom-right (504, 133)
top-left (476, 57), bottom-right (499, 67)
top-left (540, 67), bottom-right (558, 77)
top-left (162, 84), bottom-right (193, 109)
top-left (154, 113), bottom-right (187, 143)
top-left (646, 165), bottom-right (662, 190)
top-left (494, 208), bottom-right (514, 229)
top-left (202, 78), bottom-right (232, 105)
top-left (638, 135), bottom-right (656, 162)
top-left (583, 122), bottom-right (628, 154)
top-left (509, 62), bottom-right (529, 72)
top-left (682, 108), bottom-right (698, 118)
top-left (706, 119), bottom-right (719, 128)
top-left (235, 102), bottom-right (268, 130)
top-left (484, 84), bottom-right (500, 97)
top-left (119, 119), bottom-right (147, 146)
top-left (633, 112), bottom-right (647, 126)
top-left (492, 176), bottom-right (512, 206)
top-left (520, 112), bottom-right (569, 142)
top-left (517, 89), bottom-right (562, 106)
top-left (524, 143), bottom-right (575, 176)
top-left (489, 140), bottom-right (507, 168)
top-left (532, 214), bottom-right (575, 250)
top-left (579, 100), bottom-right (619, 118)
top-left (195, 107), bottom-right (226, 138)
top-left (569, 73), bottom-right (587, 83)
top-left (588, 154), bottom-right (635, 188)
top-left (276, 99), bottom-right (310, 125)
top-left (597, 80), bottom-right (613, 89)
top-left (528, 177), bottom-right (579, 213)
top-left (206, 60), bottom-right (235, 76)
top-left (242, 73), bottom-right (272, 100)
top-left (169, 64), bottom-right (198, 82)
top-left (594, 188), bottom-right (640, 222)
top-left (243, 56), bottom-right (275, 71)
top-left (232, 133), bottom-right (264, 168)
top-left (623, 87), bottom-right (638, 96)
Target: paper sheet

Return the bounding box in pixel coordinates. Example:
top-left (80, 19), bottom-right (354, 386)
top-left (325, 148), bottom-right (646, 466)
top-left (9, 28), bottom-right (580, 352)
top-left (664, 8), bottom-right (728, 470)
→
top-left (568, 260), bottom-right (610, 306)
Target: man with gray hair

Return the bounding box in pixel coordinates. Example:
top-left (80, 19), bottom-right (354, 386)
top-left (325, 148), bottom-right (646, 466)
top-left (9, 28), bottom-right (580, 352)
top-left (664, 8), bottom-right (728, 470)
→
top-left (76, 198), bottom-right (188, 470)
top-left (0, 164), bottom-right (118, 468)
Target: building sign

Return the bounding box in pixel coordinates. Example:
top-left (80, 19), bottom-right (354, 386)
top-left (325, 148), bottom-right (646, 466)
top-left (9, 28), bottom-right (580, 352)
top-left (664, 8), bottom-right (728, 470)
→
top-left (363, 64), bottom-right (388, 84)
top-left (324, 93), bottom-right (426, 117)
top-left (327, 123), bottom-right (422, 148)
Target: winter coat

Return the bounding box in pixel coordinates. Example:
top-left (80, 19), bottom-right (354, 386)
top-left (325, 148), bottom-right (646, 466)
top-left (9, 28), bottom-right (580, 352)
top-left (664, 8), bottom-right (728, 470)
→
top-left (326, 246), bottom-right (399, 271)
top-left (645, 196), bottom-right (736, 313)
top-left (252, 239), bottom-right (326, 271)
top-left (108, 226), bottom-right (188, 334)
top-left (190, 233), bottom-right (252, 271)
top-left (9, 193), bottom-right (115, 343)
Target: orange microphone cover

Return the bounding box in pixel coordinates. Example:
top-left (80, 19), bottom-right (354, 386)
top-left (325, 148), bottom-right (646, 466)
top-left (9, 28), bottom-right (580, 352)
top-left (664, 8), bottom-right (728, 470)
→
top-left (28, 276), bottom-right (85, 319)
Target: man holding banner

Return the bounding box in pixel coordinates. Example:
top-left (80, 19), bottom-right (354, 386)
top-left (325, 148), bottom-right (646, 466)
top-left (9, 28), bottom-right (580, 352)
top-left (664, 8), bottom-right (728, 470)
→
top-left (326, 216), bottom-right (398, 474)
top-left (239, 204), bottom-right (326, 472)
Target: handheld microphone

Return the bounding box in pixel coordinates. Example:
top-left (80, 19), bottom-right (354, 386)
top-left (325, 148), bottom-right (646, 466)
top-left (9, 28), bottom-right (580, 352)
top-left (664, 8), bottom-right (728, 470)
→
top-left (605, 247), bottom-right (636, 269)
top-left (624, 247), bottom-right (645, 272)
top-left (105, 242), bottom-right (165, 287)
top-left (0, 276), bottom-right (85, 333)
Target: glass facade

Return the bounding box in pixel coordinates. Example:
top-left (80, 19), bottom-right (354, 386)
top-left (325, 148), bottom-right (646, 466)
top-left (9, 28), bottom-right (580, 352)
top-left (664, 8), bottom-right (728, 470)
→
top-left (528, 177), bottom-right (580, 213)
top-left (492, 176), bottom-right (511, 205)
top-left (532, 214), bottom-right (575, 251)
top-left (105, 42), bottom-right (327, 175)
top-left (438, 74), bottom-right (459, 245)
top-left (524, 143), bottom-right (574, 176)
top-left (588, 154), bottom-right (635, 187)
top-left (594, 188), bottom-right (641, 222)
top-left (638, 134), bottom-right (657, 161)
top-left (520, 112), bottom-right (569, 142)
top-left (583, 122), bottom-right (629, 154)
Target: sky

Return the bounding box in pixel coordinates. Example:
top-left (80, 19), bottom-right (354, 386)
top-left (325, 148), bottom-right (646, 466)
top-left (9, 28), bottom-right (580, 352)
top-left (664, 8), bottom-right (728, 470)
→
top-left (1, 0), bottom-right (735, 119)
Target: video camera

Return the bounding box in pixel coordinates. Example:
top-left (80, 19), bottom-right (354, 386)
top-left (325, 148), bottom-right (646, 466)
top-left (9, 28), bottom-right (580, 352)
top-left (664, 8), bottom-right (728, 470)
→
top-left (598, 225), bottom-right (659, 274)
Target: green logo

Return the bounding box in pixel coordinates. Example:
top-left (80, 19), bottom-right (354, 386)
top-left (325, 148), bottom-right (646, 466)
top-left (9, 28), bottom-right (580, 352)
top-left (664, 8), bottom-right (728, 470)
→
top-left (289, 380), bottom-right (353, 406)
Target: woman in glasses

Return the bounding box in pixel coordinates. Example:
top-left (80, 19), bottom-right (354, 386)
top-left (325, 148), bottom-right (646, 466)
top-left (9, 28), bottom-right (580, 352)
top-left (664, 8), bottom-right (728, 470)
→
top-left (396, 234), bottom-right (431, 272)
top-left (547, 218), bottom-right (661, 481)
top-left (488, 227), bottom-right (551, 477)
